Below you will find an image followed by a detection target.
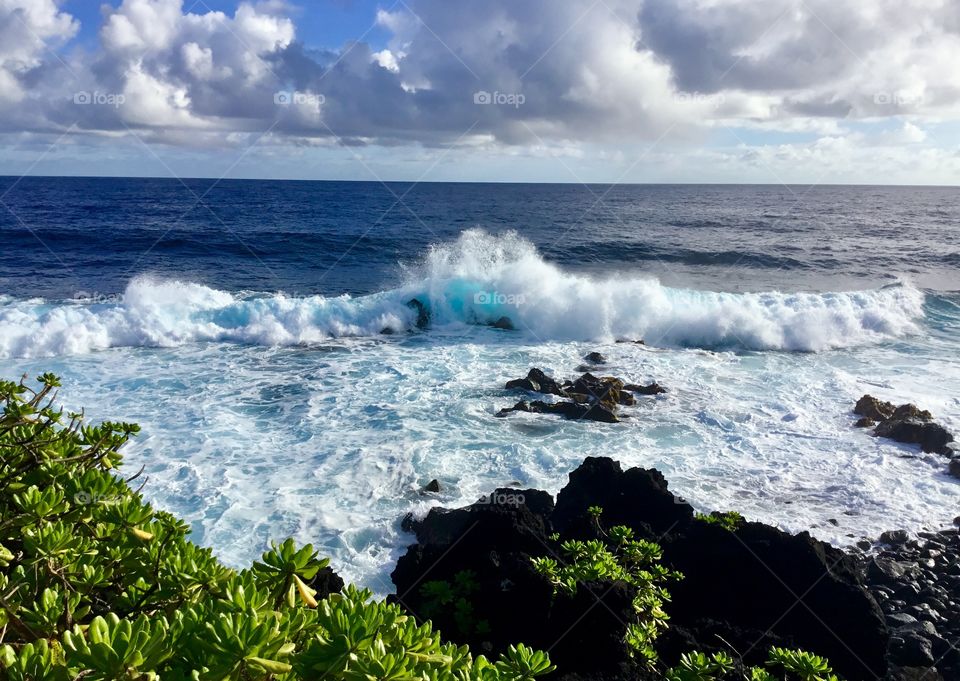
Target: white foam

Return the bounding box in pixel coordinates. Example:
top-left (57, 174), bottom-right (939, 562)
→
top-left (0, 231), bottom-right (927, 358)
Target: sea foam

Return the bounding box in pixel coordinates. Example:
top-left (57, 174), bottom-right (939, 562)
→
top-left (0, 230), bottom-right (926, 358)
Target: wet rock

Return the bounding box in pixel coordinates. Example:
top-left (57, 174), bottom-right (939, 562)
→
top-left (566, 373), bottom-right (634, 409)
top-left (615, 338), bottom-right (646, 345)
top-left (490, 316), bottom-right (514, 330)
top-left (504, 368), bottom-right (567, 396)
top-left (624, 382), bottom-right (667, 395)
top-left (890, 633), bottom-right (935, 667)
top-left (949, 460), bottom-right (960, 479)
top-left (307, 564), bottom-right (345, 600)
top-left (406, 298), bottom-right (430, 329)
top-left (855, 394), bottom-right (896, 421)
top-left (855, 396), bottom-right (956, 456)
top-left (889, 404), bottom-right (934, 422)
top-left (423, 479), bottom-right (441, 494)
top-left (881, 530), bottom-right (911, 546)
top-left (583, 351), bottom-right (607, 364)
top-left (380, 326), bottom-right (395, 335)
top-left (875, 417), bottom-right (954, 454)
top-left (855, 416), bottom-right (876, 428)
top-left (497, 399), bottom-right (620, 423)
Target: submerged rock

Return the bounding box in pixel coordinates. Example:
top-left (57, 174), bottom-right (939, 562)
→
top-left (624, 382), bottom-right (667, 395)
top-left (496, 399), bottom-right (619, 423)
top-left (405, 298), bottom-right (430, 329)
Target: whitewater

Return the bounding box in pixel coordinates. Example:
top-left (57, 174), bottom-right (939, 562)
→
top-left (0, 231), bottom-right (928, 358)
top-left (1, 230), bottom-right (958, 591)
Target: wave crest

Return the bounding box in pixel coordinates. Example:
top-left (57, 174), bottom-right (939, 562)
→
top-left (0, 230), bottom-right (926, 358)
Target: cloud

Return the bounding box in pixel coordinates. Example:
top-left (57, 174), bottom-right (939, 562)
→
top-left (0, 0), bottom-right (958, 182)
top-left (0, 0), bottom-right (78, 104)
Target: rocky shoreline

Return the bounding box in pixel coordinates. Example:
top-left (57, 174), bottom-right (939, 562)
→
top-left (382, 457), bottom-right (959, 681)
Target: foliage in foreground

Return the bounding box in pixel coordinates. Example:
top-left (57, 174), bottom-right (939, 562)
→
top-left (0, 374), bottom-right (555, 680)
top-left (533, 507), bottom-right (842, 681)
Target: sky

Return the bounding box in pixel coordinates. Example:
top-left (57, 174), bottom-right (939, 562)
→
top-left (1, 0), bottom-right (959, 184)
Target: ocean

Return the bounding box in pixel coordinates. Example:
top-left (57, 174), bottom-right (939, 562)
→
top-left (1, 177), bottom-right (958, 593)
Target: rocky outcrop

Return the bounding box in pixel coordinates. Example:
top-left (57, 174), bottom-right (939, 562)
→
top-left (392, 457), bottom-right (888, 680)
top-left (496, 399), bottom-right (620, 423)
top-left (499, 368), bottom-right (665, 424)
top-left (504, 368), bottom-right (567, 396)
top-left (861, 527), bottom-right (960, 680)
top-left (856, 395), bottom-right (897, 422)
top-left (854, 396), bottom-right (957, 477)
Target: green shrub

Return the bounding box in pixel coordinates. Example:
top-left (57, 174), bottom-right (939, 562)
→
top-left (665, 646), bottom-right (841, 681)
top-left (0, 374), bottom-right (555, 680)
top-left (694, 511), bottom-right (745, 532)
top-left (531, 507), bottom-right (683, 667)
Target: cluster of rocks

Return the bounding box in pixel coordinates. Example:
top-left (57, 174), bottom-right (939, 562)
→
top-left (496, 357), bottom-right (666, 423)
top-left (392, 457), bottom-right (888, 680)
top-left (861, 524), bottom-right (960, 680)
top-left (854, 395), bottom-right (959, 479)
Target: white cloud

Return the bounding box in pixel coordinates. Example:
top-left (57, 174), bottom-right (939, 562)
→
top-left (1, 0), bottom-right (960, 182)
top-left (0, 0), bottom-right (78, 103)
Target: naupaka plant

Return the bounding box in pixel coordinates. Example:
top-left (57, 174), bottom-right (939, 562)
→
top-left (0, 373), bottom-right (555, 680)
top-left (531, 506), bottom-right (683, 668)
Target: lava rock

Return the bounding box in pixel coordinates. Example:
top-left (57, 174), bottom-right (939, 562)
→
top-left (624, 382), bottom-right (667, 395)
top-left (881, 530), bottom-right (911, 546)
top-left (504, 368), bottom-right (567, 396)
top-left (406, 298), bottom-right (430, 329)
top-left (307, 564), bottom-right (345, 600)
top-left (394, 457), bottom-right (889, 680)
top-left (855, 394), bottom-right (896, 421)
top-left (875, 417), bottom-right (954, 454)
top-left (498, 399), bottom-right (621, 423)
top-left (423, 479), bottom-right (441, 493)
top-left (890, 633), bottom-right (935, 667)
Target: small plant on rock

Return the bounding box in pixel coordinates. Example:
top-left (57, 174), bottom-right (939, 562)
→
top-left (532, 507), bottom-right (682, 668)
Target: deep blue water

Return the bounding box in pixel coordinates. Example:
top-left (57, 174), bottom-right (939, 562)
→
top-left (3, 177), bottom-right (959, 299)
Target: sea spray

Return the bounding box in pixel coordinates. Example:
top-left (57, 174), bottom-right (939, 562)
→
top-left (0, 230), bottom-right (926, 358)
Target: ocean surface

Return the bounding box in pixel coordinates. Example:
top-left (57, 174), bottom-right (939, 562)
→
top-left (2, 177), bottom-right (959, 592)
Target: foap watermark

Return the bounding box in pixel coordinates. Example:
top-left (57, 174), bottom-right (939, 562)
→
top-left (274, 90), bottom-right (325, 107)
top-left (873, 90), bottom-right (924, 108)
top-left (673, 91), bottom-right (725, 109)
top-left (476, 491), bottom-right (526, 507)
top-left (73, 491), bottom-right (124, 506)
top-left (473, 90), bottom-right (525, 108)
top-left (474, 291), bottom-right (525, 307)
top-left (73, 91), bottom-right (125, 108)
top-left (74, 291), bottom-right (124, 305)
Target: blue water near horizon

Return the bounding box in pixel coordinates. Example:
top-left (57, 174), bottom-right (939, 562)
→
top-left (1, 177), bottom-right (958, 590)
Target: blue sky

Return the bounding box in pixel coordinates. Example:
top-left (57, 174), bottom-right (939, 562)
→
top-left (0, 0), bottom-right (958, 184)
